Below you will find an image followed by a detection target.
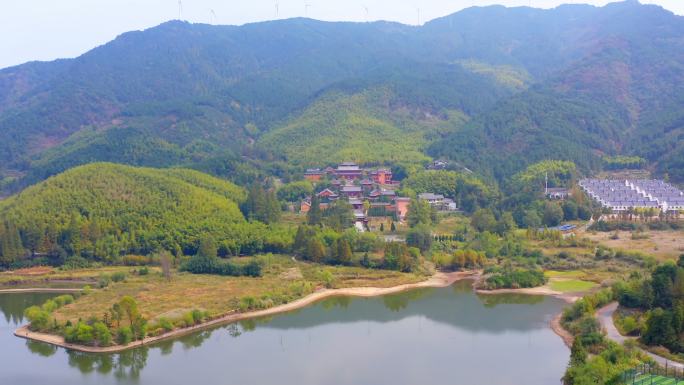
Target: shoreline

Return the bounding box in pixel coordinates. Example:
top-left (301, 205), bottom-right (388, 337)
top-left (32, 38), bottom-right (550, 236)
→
top-left (474, 286), bottom-right (580, 304)
top-left (14, 271), bottom-right (475, 353)
top-left (472, 278), bottom-right (580, 347)
top-left (0, 288), bottom-right (83, 293)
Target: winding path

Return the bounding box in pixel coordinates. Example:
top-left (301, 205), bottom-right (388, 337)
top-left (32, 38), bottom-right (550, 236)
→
top-left (597, 302), bottom-right (684, 370)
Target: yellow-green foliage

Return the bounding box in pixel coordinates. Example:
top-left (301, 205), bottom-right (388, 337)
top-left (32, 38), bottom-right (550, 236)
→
top-left (511, 160), bottom-right (576, 188)
top-left (0, 163), bottom-right (256, 262)
top-left (159, 168), bottom-right (247, 203)
top-left (457, 60), bottom-right (531, 90)
top-left (259, 88), bottom-right (457, 166)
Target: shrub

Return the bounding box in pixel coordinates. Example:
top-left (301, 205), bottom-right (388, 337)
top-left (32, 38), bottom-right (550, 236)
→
top-left (484, 268), bottom-right (546, 289)
top-left (183, 312), bottom-right (195, 327)
top-left (41, 299), bottom-right (58, 313)
top-left (117, 326), bottom-right (133, 345)
top-left (24, 306), bottom-right (51, 331)
top-left (53, 295), bottom-right (74, 307)
top-left (93, 322), bottom-right (112, 346)
top-left (620, 316), bottom-right (639, 335)
top-left (138, 266), bottom-right (149, 276)
top-left (191, 309), bottom-right (204, 324)
top-left (64, 322), bottom-right (95, 345)
top-left (98, 274), bottom-right (111, 288)
top-left (239, 297), bottom-right (260, 312)
top-left (121, 255), bottom-right (151, 266)
top-left (158, 317), bottom-right (174, 332)
top-left (110, 272), bottom-right (127, 282)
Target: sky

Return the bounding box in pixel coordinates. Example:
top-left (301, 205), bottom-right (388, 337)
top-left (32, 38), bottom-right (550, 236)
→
top-left (1, 0), bottom-right (682, 69)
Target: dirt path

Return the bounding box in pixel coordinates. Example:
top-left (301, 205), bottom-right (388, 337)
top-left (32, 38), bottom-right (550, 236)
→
top-left (15, 271), bottom-right (475, 353)
top-left (597, 302), bottom-right (684, 369)
top-left (0, 288), bottom-right (83, 293)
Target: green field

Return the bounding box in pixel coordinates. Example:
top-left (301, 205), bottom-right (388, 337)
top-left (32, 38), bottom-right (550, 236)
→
top-left (549, 279), bottom-right (597, 293)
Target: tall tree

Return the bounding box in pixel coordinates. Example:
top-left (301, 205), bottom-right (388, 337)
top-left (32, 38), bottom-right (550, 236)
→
top-left (335, 239), bottom-right (353, 265)
top-left (305, 238), bottom-right (325, 263)
top-left (324, 200), bottom-right (353, 231)
top-left (197, 235), bottom-right (218, 259)
top-left (406, 199), bottom-right (433, 227)
top-left (471, 208), bottom-right (496, 232)
top-left (307, 194), bottom-right (322, 226)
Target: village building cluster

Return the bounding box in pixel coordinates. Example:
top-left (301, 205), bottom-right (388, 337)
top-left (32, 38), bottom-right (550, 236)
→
top-left (301, 162), bottom-right (409, 225)
top-left (579, 179), bottom-right (684, 215)
top-left (301, 162), bottom-right (461, 227)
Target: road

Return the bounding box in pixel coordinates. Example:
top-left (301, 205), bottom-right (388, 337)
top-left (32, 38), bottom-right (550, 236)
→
top-left (597, 302), bottom-right (684, 370)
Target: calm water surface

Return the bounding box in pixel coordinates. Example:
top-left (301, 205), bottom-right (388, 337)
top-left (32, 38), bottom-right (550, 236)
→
top-left (0, 281), bottom-right (569, 385)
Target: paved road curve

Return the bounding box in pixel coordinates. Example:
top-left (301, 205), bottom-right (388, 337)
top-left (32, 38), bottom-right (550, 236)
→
top-left (597, 302), bottom-right (684, 370)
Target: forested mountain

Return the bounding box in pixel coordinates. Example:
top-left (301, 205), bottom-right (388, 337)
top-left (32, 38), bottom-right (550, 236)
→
top-left (1, 0), bottom-right (683, 191)
top-left (259, 63), bottom-right (521, 166)
top-left (0, 163), bottom-right (284, 265)
top-left (429, 1), bottom-right (684, 181)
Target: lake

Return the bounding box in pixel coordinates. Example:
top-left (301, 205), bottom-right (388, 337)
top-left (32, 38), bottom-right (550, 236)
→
top-left (0, 280), bottom-right (569, 385)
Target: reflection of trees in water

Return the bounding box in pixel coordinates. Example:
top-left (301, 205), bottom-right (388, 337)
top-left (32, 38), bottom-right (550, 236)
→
top-left (180, 330), bottom-right (211, 350)
top-left (321, 296), bottom-right (351, 310)
top-left (67, 348), bottom-right (148, 382)
top-left (155, 339), bottom-right (174, 356)
top-left (26, 340), bottom-right (58, 357)
top-left (476, 293), bottom-right (545, 308)
top-left (227, 323), bottom-right (242, 337)
top-left (382, 288), bottom-right (433, 312)
top-left (0, 293), bottom-right (58, 325)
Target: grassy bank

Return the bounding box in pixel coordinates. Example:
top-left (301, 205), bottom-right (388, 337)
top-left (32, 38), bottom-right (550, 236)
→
top-left (46, 255), bottom-right (426, 329)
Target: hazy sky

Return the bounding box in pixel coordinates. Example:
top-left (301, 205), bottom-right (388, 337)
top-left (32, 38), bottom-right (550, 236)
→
top-left (1, 0), bottom-right (682, 69)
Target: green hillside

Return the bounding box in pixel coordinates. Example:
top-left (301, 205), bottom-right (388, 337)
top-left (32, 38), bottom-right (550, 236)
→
top-left (260, 88), bottom-right (433, 166)
top-left (0, 163), bottom-right (266, 266)
top-left (430, 5), bottom-right (684, 182)
top-left (1, 1), bottom-right (683, 187)
top-left (260, 64), bottom-right (516, 166)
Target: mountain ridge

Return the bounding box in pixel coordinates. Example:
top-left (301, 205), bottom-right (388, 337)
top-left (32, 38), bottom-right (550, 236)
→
top-left (1, 0), bottom-right (682, 190)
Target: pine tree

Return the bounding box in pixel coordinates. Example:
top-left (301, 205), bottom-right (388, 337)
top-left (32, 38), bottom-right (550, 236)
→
top-left (265, 190), bottom-right (281, 224)
top-left (335, 239), bottom-right (353, 265)
top-left (293, 225), bottom-right (307, 256)
top-left (380, 223), bottom-right (385, 232)
top-left (0, 222), bottom-right (24, 266)
top-left (305, 238), bottom-right (325, 263)
top-left (307, 194), bottom-right (322, 225)
top-left (390, 221), bottom-right (396, 232)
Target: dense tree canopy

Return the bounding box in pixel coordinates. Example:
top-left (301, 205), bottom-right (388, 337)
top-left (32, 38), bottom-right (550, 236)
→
top-left (0, 163), bottom-right (290, 267)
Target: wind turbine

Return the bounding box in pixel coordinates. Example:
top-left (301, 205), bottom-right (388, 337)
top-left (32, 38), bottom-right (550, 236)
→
top-left (363, 6), bottom-right (369, 22)
top-left (209, 9), bottom-right (217, 24)
top-left (305, 3), bottom-right (312, 18)
top-left (178, 0), bottom-right (183, 20)
top-left (275, 1), bottom-right (280, 18)
top-left (417, 7), bottom-right (421, 25)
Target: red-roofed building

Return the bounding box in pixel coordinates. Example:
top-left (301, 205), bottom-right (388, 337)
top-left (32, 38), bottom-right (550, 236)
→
top-left (335, 162), bottom-right (363, 180)
top-left (370, 168), bottom-right (392, 184)
top-left (304, 168), bottom-right (324, 182)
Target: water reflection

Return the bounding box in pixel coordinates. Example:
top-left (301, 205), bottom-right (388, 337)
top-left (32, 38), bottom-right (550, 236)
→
top-left (26, 339), bottom-right (58, 357)
top-left (261, 280), bottom-right (558, 333)
top-left (67, 348), bottom-right (148, 382)
top-left (0, 292), bottom-right (57, 324)
top-left (2, 281), bottom-right (568, 385)
top-left (477, 292), bottom-right (545, 307)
